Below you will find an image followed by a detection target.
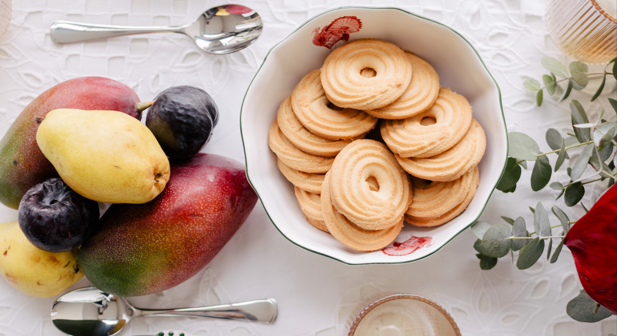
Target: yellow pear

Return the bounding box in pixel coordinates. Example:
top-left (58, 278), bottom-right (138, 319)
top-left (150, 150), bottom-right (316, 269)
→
top-left (36, 109), bottom-right (170, 204)
top-left (0, 221), bottom-right (83, 298)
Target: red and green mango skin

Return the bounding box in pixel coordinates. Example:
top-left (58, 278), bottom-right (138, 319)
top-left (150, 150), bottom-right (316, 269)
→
top-left (78, 153), bottom-right (258, 297)
top-left (0, 77), bottom-right (141, 209)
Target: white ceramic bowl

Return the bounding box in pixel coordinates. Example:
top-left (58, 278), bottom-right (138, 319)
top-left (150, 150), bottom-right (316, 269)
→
top-left (240, 7), bottom-right (507, 265)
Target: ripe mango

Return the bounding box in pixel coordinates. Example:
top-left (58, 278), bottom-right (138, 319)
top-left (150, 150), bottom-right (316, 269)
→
top-left (37, 109), bottom-right (170, 204)
top-left (0, 77), bottom-right (143, 209)
top-left (0, 221), bottom-right (83, 298)
top-left (78, 154), bottom-right (258, 297)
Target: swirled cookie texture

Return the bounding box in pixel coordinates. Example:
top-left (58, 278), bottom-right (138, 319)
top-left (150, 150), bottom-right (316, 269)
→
top-left (381, 88), bottom-right (473, 158)
top-left (294, 187), bottom-right (329, 232)
top-left (406, 167), bottom-right (479, 227)
top-left (277, 158), bottom-right (324, 194)
top-left (268, 120), bottom-right (334, 173)
top-left (396, 119), bottom-right (486, 181)
top-left (405, 166), bottom-right (477, 226)
top-left (320, 39), bottom-right (412, 110)
top-left (366, 53), bottom-right (440, 119)
top-left (291, 69), bottom-right (377, 140)
top-left (277, 96), bottom-right (355, 157)
top-left (321, 172), bottom-right (403, 251)
top-left (329, 139), bottom-right (412, 230)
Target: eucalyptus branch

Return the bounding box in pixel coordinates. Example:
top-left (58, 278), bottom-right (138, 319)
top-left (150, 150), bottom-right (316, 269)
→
top-left (529, 224), bottom-right (566, 235)
top-left (507, 236), bottom-right (564, 240)
top-left (536, 140), bottom-right (594, 157)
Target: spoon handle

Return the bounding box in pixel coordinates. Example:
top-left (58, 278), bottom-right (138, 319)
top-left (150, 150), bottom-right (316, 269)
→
top-left (50, 20), bottom-right (183, 44)
top-left (133, 298), bottom-right (278, 324)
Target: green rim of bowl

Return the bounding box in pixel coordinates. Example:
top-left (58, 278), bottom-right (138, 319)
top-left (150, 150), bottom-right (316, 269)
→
top-left (239, 6), bottom-right (509, 266)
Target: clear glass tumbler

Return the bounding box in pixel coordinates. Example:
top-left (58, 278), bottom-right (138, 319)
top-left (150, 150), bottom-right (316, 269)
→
top-left (546, 0), bottom-right (617, 64)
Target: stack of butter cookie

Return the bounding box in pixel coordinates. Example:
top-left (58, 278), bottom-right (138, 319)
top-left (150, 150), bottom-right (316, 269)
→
top-left (269, 38), bottom-right (486, 252)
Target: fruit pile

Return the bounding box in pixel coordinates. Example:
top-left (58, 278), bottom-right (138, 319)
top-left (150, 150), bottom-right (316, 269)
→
top-left (0, 77), bottom-right (258, 298)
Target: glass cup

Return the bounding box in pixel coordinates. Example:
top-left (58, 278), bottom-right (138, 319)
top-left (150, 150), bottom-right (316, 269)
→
top-left (348, 294), bottom-right (461, 336)
top-left (546, 0), bottom-right (617, 64)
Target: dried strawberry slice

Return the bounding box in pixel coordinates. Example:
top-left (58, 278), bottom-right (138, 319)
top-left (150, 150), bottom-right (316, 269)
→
top-left (325, 16), bottom-right (362, 34)
top-left (382, 236), bottom-right (432, 256)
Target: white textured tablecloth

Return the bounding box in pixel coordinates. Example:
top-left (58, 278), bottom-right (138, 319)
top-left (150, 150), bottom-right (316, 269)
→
top-left (0, 0), bottom-right (616, 335)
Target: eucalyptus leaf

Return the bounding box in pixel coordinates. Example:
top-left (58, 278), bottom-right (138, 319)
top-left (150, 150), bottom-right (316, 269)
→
top-left (496, 157), bottom-right (522, 193)
top-left (536, 89), bottom-right (543, 106)
top-left (474, 239), bottom-right (488, 255)
top-left (555, 137), bottom-right (568, 171)
top-left (613, 58), bottom-right (617, 80)
top-left (556, 188), bottom-right (565, 201)
top-left (573, 123), bottom-right (594, 129)
top-left (571, 99), bottom-right (592, 143)
top-left (565, 182), bottom-right (585, 207)
top-left (550, 181), bottom-right (563, 190)
top-left (565, 136), bottom-right (579, 146)
top-left (571, 79), bottom-right (586, 91)
top-left (543, 74), bottom-right (556, 96)
top-left (509, 132), bottom-right (540, 161)
top-left (570, 144), bottom-right (593, 181)
top-left (523, 78), bottom-right (541, 91)
top-left (591, 73), bottom-right (606, 102)
top-left (590, 147), bottom-right (613, 177)
top-left (559, 79), bottom-right (573, 102)
top-left (517, 238), bottom-right (545, 270)
top-left (569, 61), bottom-right (589, 86)
top-left (552, 205), bottom-right (570, 233)
top-left (471, 221), bottom-right (492, 240)
top-left (609, 98), bottom-right (617, 115)
top-left (480, 255), bottom-right (498, 270)
top-left (511, 217), bottom-right (529, 251)
top-left (599, 126), bottom-right (616, 151)
top-left (547, 237), bottom-right (553, 260)
top-left (531, 155), bottom-right (551, 191)
top-left (529, 206), bottom-right (535, 214)
top-left (533, 202), bottom-right (552, 238)
top-left (519, 160), bottom-right (528, 169)
top-left (545, 128), bottom-right (562, 151)
top-left (567, 290), bottom-right (614, 322)
top-left (582, 202), bottom-right (589, 213)
top-left (550, 239), bottom-right (564, 263)
top-left (480, 223), bottom-right (512, 258)
top-left (541, 57), bottom-right (569, 78)
top-left (567, 167), bottom-right (572, 177)
top-left (501, 216), bottom-right (515, 225)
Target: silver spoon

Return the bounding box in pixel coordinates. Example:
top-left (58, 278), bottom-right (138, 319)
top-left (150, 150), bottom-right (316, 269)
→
top-left (51, 286), bottom-right (278, 336)
top-left (49, 4), bottom-right (262, 54)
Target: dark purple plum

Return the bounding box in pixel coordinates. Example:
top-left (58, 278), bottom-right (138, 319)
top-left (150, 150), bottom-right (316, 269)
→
top-left (146, 86), bottom-right (219, 160)
top-left (18, 178), bottom-right (99, 252)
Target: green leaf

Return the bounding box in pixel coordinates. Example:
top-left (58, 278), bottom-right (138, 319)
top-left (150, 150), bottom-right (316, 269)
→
top-left (590, 147), bottom-right (614, 177)
top-left (555, 188), bottom-right (565, 201)
top-left (533, 202), bottom-right (552, 237)
top-left (480, 255), bottom-right (498, 270)
top-left (471, 221), bottom-right (492, 239)
top-left (501, 216), bottom-right (515, 225)
top-left (555, 138), bottom-right (568, 171)
top-left (567, 290), bottom-right (614, 322)
top-left (543, 74), bottom-right (556, 96)
top-left (536, 89), bottom-right (543, 106)
top-left (523, 78), bottom-right (541, 91)
top-left (565, 182), bottom-right (585, 207)
top-left (609, 98), bottom-right (617, 116)
top-left (541, 57), bottom-right (569, 78)
top-left (591, 73), bottom-right (606, 102)
top-left (518, 160), bottom-right (528, 169)
top-left (531, 155), bottom-right (551, 191)
top-left (599, 126), bottom-right (616, 151)
top-left (496, 157), bottom-right (522, 193)
top-left (613, 57), bottom-right (617, 80)
top-left (571, 79), bottom-right (586, 91)
top-left (547, 237), bottom-right (553, 260)
top-left (511, 217), bottom-right (529, 251)
top-left (517, 238), bottom-right (545, 270)
top-left (570, 100), bottom-right (591, 142)
top-left (473, 239), bottom-right (488, 255)
top-left (581, 202), bottom-right (589, 213)
top-left (552, 205), bottom-right (570, 233)
top-left (480, 223), bottom-right (512, 258)
top-left (529, 206), bottom-right (535, 214)
top-left (550, 239), bottom-right (564, 263)
top-left (559, 78), bottom-right (573, 102)
top-left (549, 181), bottom-right (563, 190)
top-left (508, 132), bottom-right (540, 161)
top-left (570, 144), bottom-right (593, 181)
top-left (545, 128), bottom-right (562, 151)
top-left (569, 61), bottom-right (589, 87)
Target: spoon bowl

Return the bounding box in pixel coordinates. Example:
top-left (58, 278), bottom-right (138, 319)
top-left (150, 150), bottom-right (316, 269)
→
top-left (50, 4), bottom-right (262, 54)
top-left (51, 286), bottom-right (277, 336)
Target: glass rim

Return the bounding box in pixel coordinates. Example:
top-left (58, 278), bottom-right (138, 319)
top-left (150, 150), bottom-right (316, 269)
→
top-left (347, 294), bottom-right (462, 336)
top-left (590, 0), bottom-right (617, 24)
